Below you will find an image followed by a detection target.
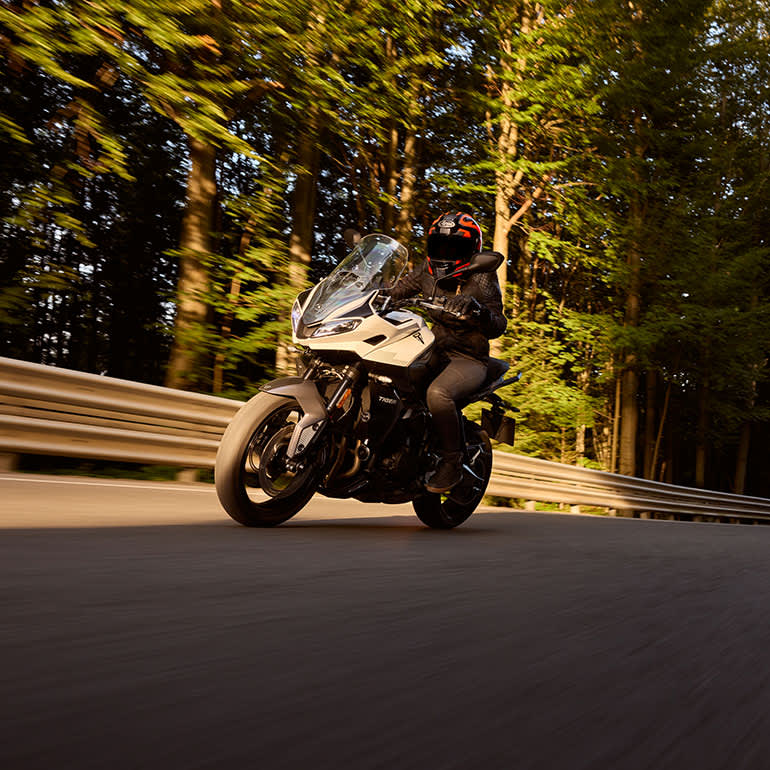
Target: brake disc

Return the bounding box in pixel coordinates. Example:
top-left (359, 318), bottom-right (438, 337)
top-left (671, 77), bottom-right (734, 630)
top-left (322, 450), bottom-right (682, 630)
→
top-left (258, 425), bottom-right (311, 498)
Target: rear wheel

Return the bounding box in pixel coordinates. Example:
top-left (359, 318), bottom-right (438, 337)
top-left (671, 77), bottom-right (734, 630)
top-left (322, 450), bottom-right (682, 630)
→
top-left (215, 392), bottom-right (328, 526)
top-left (412, 424), bottom-right (492, 529)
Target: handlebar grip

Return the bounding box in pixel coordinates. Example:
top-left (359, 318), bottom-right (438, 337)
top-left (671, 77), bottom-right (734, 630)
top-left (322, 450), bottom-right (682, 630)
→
top-left (451, 299), bottom-right (482, 321)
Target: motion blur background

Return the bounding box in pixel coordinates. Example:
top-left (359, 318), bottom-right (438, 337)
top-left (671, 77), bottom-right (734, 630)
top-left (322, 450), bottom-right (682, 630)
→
top-left (1, 0), bottom-right (768, 494)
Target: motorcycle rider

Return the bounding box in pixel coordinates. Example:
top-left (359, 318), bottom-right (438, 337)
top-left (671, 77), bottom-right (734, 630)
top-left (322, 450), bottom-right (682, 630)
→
top-left (388, 211), bottom-right (507, 493)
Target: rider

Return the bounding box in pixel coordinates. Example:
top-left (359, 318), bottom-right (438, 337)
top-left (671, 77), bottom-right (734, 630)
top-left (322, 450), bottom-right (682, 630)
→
top-left (388, 211), bottom-right (507, 493)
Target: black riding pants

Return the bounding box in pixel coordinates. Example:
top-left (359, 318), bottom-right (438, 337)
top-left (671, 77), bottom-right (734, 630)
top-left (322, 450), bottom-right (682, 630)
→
top-left (426, 354), bottom-right (488, 454)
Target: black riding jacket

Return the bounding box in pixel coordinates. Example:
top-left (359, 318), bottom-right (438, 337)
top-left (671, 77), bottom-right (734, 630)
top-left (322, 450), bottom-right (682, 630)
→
top-left (390, 258), bottom-right (507, 362)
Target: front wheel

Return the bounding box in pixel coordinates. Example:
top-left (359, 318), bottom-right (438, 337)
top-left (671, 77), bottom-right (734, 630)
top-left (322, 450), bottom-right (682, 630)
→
top-left (215, 392), bottom-right (328, 527)
top-left (412, 424), bottom-right (493, 529)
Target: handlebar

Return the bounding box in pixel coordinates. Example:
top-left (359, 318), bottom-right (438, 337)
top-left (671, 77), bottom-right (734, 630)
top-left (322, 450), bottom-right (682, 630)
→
top-left (383, 294), bottom-right (482, 321)
top-left (408, 297), bottom-right (448, 313)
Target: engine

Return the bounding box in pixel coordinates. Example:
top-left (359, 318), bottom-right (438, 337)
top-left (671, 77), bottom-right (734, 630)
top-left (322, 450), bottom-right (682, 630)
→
top-left (357, 408), bottom-right (431, 504)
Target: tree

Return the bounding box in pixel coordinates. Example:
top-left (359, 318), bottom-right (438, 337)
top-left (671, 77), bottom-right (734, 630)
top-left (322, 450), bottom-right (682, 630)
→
top-left (588, 0), bottom-right (710, 476)
top-left (468, 0), bottom-right (600, 359)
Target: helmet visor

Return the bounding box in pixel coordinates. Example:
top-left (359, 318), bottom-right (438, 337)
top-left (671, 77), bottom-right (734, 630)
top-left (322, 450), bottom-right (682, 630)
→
top-left (427, 233), bottom-right (475, 264)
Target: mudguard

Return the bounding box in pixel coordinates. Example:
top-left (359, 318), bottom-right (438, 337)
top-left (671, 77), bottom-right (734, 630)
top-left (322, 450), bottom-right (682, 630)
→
top-left (260, 377), bottom-right (328, 458)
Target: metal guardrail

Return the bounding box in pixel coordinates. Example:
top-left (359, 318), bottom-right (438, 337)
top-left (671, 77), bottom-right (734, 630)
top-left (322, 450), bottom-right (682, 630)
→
top-left (2, 356), bottom-right (769, 522)
top-left (0, 357), bottom-right (239, 468)
top-left (487, 453), bottom-right (770, 522)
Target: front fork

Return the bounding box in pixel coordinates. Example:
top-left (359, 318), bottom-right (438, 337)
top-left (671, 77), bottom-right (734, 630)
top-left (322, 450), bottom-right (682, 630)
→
top-left (260, 363), bottom-right (362, 461)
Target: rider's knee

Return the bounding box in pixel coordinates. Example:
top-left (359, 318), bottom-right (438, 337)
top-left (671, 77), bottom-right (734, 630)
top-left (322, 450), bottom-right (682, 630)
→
top-left (426, 382), bottom-right (454, 413)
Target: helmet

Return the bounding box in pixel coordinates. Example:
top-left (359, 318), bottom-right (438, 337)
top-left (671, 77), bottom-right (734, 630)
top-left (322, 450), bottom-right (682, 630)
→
top-left (426, 211), bottom-right (482, 281)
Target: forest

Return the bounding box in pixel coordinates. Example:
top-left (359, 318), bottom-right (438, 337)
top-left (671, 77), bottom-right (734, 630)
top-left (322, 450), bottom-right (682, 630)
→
top-left (1, 0), bottom-right (768, 495)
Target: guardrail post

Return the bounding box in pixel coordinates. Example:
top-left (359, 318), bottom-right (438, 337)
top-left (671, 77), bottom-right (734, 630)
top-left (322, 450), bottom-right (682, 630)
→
top-left (524, 501), bottom-right (537, 511)
top-left (176, 468), bottom-right (199, 483)
top-left (0, 452), bottom-right (19, 472)
top-left (570, 505), bottom-right (581, 514)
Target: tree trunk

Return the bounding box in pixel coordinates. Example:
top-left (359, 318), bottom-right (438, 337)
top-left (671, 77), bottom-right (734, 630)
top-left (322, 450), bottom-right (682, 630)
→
top-left (493, 176), bottom-right (513, 285)
top-left (651, 379), bottom-right (672, 482)
top-left (618, 145), bottom-right (643, 476)
top-left (576, 424), bottom-right (586, 462)
top-left (382, 121), bottom-right (398, 233)
top-left (288, 134), bottom-right (320, 290)
top-left (276, 127), bottom-right (320, 374)
top-left (382, 35), bottom-right (399, 233)
top-left (490, 35), bottom-right (514, 294)
top-left (490, 161), bottom-right (522, 358)
top-left (383, 122), bottom-right (399, 234)
top-left (618, 256), bottom-right (641, 476)
top-left (490, 110), bottom-right (518, 361)
top-left (643, 369), bottom-right (656, 479)
top-left (662, 396), bottom-right (679, 483)
top-left (610, 370), bottom-right (621, 473)
top-left (488, 9), bottom-right (533, 359)
top-left (212, 218), bottom-right (253, 393)
top-left (395, 127), bottom-right (417, 242)
top-left (734, 291), bottom-right (760, 492)
top-left (165, 137), bottom-right (217, 390)
top-left (619, 364), bottom-right (639, 476)
top-left (576, 366), bottom-right (590, 463)
top-left (695, 382), bottom-right (709, 488)
top-left (734, 421), bottom-right (751, 494)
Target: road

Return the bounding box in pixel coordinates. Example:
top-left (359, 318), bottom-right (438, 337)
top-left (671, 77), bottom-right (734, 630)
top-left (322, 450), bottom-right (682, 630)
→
top-left (2, 473), bottom-right (770, 770)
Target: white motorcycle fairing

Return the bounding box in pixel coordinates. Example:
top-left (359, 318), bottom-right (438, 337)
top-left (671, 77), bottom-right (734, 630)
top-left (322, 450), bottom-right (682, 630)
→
top-left (292, 287), bottom-right (435, 368)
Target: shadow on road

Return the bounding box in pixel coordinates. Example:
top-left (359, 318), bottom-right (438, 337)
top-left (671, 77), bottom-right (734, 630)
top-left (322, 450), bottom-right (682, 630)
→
top-left (0, 516), bottom-right (505, 539)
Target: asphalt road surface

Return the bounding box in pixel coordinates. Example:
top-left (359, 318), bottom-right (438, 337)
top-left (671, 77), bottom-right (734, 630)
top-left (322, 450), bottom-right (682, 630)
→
top-left (3, 473), bottom-right (770, 770)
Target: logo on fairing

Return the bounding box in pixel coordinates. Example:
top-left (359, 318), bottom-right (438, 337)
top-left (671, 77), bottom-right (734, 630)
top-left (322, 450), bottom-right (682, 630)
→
top-left (379, 396), bottom-right (398, 405)
top-left (412, 331), bottom-right (425, 344)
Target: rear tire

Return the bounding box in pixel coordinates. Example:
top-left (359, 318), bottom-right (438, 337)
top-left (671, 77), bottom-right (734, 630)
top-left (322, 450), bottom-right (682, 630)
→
top-left (412, 424), bottom-right (492, 529)
top-left (215, 392), bottom-right (327, 527)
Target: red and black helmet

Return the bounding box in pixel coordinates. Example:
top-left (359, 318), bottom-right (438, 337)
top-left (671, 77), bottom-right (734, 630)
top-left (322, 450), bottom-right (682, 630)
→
top-left (426, 211), bottom-right (483, 281)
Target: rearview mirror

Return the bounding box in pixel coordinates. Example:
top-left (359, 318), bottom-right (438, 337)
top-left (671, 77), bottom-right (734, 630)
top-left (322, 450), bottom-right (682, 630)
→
top-left (441, 250), bottom-right (503, 283)
top-left (467, 250), bottom-right (503, 274)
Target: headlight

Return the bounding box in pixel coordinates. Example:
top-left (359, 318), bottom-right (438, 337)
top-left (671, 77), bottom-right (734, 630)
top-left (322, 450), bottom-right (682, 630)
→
top-left (291, 299), bottom-right (302, 333)
top-left (310, 318), bottom-right (362, 338)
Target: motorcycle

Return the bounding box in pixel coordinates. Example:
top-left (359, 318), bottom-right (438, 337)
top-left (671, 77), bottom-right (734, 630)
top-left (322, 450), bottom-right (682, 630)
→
top-left (214, 233), bottom-right (518, 529)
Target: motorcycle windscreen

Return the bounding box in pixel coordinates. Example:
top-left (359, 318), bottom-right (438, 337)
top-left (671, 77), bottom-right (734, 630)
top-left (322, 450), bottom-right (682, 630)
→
top-left (302, 234), bottom-right (411, 326)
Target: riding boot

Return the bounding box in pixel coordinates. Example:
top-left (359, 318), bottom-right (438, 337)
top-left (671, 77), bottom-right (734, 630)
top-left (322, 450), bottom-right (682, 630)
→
top-left (426, 451), bottom-right (463, 494)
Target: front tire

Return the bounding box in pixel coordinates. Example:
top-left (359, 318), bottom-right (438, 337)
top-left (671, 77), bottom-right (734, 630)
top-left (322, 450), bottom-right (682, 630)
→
top-left (215, 392), bottom-right (327, 527)
top-left (412, 424), bottom-right (493, 529)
